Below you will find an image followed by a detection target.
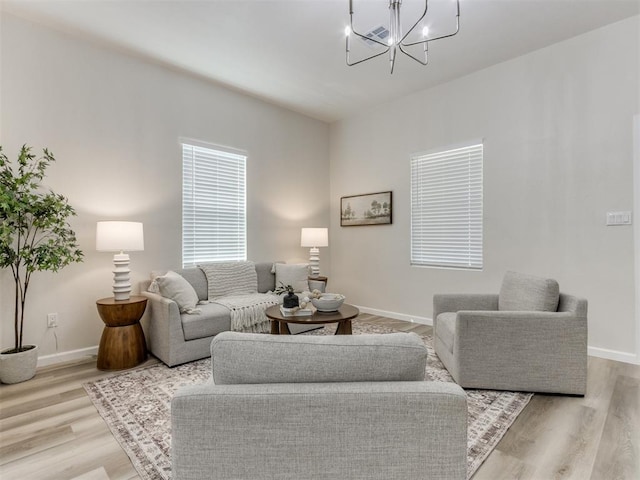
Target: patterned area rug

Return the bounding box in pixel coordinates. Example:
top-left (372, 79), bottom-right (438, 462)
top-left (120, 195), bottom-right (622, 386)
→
top-left (83, 320), bottom-right (532, 480)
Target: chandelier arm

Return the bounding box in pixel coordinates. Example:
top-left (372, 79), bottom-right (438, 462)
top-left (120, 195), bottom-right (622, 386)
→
top-left (346, 1), bottom-right (391, 66)
top-left (350, 28), bottom-right (390, 48)
top-left (401, 17), bottom-right (459, 46)
top-left (399, 43), bottom-right (429, 66)
top-left (348, 0), bottom-right (389, 49)
top-left (401, 0), bottom-right (460, 47)
top-left (400, 0), bottom-right (429, 45)
top-left (390, 46), bottom-right (397, 74)
top-left (349, 16), bottom-right (389, 49)
top-left (347, 47), bottom-right (391, 67)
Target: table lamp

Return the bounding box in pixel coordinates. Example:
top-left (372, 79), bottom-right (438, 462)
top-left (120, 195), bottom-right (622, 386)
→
top-left (301, 227), bottom-right (328, 277)
top-left (96, 221), bottom-right (144, 301)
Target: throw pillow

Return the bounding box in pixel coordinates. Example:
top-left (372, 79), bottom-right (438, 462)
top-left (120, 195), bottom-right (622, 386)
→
top-left (199, 261), bottom-right (258, 299)
top-left (275, 263), bottom-right (309, 293)
top-left (498, 270), bottom-right (560, 312)
top-left (150, 270), bottom-right (200, 314)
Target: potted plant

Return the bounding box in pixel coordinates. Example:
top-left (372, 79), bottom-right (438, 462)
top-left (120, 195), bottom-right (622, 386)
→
top-left (274, 282), bottom-right (299, 308)
top-left (0, 145), bottom-right (83, 384)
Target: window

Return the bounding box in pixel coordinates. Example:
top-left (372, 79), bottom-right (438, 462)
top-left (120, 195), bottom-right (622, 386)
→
top-left (410, 143), bottom-right (483, 270)
top-left (182, 141), bottom-right (247, 268)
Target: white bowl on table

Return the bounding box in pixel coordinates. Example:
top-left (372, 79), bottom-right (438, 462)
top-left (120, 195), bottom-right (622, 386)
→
top-left (310, 293), bottom-right (345, 312)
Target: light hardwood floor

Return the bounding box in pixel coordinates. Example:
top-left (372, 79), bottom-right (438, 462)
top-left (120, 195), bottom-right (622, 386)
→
top-left (1, 314), bottom-right (638, 479)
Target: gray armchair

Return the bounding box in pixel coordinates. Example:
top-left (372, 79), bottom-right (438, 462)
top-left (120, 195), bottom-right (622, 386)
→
top-left (433, 271), bottom-right (588, 395)
top-left (172, 331), bottom-right (468, 480)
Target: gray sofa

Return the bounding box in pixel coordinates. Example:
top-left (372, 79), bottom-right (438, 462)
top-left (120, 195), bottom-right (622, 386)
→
top-left (433, 271), bottom-right (588, 395)
top-left (172, 331), bottom-right (468, 480)
top-left (141, 262), bottom-right (325, 366)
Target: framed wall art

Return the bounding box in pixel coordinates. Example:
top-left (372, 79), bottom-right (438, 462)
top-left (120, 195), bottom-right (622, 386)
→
top-left (340, 191), bottom-right (392, 226)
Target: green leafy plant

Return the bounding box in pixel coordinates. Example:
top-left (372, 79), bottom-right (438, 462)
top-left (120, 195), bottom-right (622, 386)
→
top-left (0, 145), bottom-right (84, 353)
top-left (273, 281), bottom-right (294, 295)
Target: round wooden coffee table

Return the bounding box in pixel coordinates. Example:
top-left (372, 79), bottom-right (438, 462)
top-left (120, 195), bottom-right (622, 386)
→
top-left (265, 304), bottom-right (359, 335)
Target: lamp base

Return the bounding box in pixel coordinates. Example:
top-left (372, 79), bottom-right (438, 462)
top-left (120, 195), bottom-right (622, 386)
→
top-left (112, 253), bottom-right (132, 301)
top-left (308, 247), bottom-right (320, 277)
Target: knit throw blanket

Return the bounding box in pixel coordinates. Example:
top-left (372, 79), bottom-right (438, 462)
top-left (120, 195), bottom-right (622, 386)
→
top-left (199, 261), bottom-right (258, 299)
top-left (213, 293), bottom-right (280, 333)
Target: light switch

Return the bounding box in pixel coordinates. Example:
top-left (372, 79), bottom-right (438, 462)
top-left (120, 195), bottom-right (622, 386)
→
top-left (606, 211), bottom-right (632, 226)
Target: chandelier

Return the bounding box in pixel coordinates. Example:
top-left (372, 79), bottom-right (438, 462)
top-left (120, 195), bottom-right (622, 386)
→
top-left (345, 0), bottom-right (460, 74)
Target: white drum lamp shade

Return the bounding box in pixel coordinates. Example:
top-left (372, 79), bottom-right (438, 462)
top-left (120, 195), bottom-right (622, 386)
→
top-left (301, 228), bottom-right (328, 277)
top-left (96, 221), bottom-right (144, 301)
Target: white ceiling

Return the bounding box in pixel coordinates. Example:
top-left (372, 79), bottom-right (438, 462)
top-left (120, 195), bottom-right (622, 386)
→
top-left (3, 0), bottom-right (639, 122)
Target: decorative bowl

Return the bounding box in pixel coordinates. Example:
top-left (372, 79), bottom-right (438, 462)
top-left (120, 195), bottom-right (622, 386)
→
top-left (310, 293), bottom-right (345, 312)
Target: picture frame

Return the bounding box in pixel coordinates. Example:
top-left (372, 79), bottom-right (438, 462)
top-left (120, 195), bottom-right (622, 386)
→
top-left (340, 191), bottom-right (392, 226)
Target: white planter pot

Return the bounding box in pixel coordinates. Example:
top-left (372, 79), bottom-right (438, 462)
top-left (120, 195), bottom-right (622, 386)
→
top-left (0, 345), bottom-right (38, 384)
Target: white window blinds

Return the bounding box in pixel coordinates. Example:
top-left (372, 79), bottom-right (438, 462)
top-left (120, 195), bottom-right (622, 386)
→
top-left (182, 142), bottom-right (247, 268)
top-left (410, 143), bottom-right (483, 269)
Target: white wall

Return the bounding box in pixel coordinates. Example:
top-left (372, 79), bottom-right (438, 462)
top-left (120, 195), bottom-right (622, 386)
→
top-left (0, 14), bottom-right (330, 362)
top-left (330, 17), bottom-right (639, 362)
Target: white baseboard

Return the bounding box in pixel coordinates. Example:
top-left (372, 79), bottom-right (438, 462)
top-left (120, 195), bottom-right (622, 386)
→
top-left (38, 346), bottom-right (98, 368)
top-left (588, 346), bottom-right (639, 365)
top-left (356, 305), bottom-right (432, 326)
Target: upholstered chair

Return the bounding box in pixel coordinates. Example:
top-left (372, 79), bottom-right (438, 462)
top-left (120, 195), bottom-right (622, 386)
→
top-left (172, 331), bottom-right (468, 480)
top-left (433, 271), bottom-right (588, 395)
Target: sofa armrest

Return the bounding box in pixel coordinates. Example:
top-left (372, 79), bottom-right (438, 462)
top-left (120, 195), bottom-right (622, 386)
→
top-left (558, 293), bottom-right (588, 316)
top-left (454, 310), bottom-right (587, 394)
top-left (172, 381), bottom-right (467, 480)
top-left (141, 291), bottom-right (184, 365)
top-left (141, 290), bottom-right (181, 322)
top-left (455, 310), bottom-right (587, 338)
top-left (433, 293), bottom-right (498, 321)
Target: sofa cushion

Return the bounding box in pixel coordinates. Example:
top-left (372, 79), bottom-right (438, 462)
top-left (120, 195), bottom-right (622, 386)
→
top-left (181, 303), bottom-right (232, 341)
top-left (435, 312), bottom-right (456, 354)
top-left (274, 263), bottom-right (309, 292)
top-left (174, 268), bottom-right (209, 302)
top-left (211, 332), bottom-right (428, 384)
top-left (155, 264), bottom-right (274, 301)
top-left (255, 262), bottom-right (278, 293)
top-left (150, 270), bottom-right (200, 313)
top-left (200, 261), bottom-right (258, 299)
top-left (499, 271), bottom-right (560, 312)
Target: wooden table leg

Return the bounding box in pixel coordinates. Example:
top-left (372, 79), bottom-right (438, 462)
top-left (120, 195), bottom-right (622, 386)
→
top-left (271, 320), bottom-right (279, 334)
top-left (335, 319), bottom-right (352, 335)
top-left (280, 322), bottom-right (292, 335)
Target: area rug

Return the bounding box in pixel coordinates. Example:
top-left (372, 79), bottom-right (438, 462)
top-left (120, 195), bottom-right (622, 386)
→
top-left (83, 321), bottom-right (532, 480)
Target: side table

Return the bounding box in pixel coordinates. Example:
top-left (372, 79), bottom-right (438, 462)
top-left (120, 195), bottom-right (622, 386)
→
top-left (308, 275), bottom-right (328, 291)
top-left (96, 296), bottom-right (148, 371)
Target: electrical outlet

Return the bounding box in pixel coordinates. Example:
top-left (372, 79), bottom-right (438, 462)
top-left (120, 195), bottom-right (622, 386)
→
top-left (47, 313), bottom-right (58, 328)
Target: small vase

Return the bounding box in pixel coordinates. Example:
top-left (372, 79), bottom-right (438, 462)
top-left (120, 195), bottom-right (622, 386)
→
top-left (0, 345), bottom-right (38, 384)
top-left (283, 292), bottom-right (299, 309)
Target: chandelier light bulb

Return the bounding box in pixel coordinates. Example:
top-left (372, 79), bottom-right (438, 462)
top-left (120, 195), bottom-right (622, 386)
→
top-left (344, 25), bottom-right (351, 37)
top-left (422, 26), bottom-right (429, 38)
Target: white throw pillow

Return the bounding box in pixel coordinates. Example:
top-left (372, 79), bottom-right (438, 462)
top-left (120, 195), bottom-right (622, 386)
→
top-left (275, 263), bottom-right (309, 293)
top-left (151, 270), bottom-right (200, 314)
